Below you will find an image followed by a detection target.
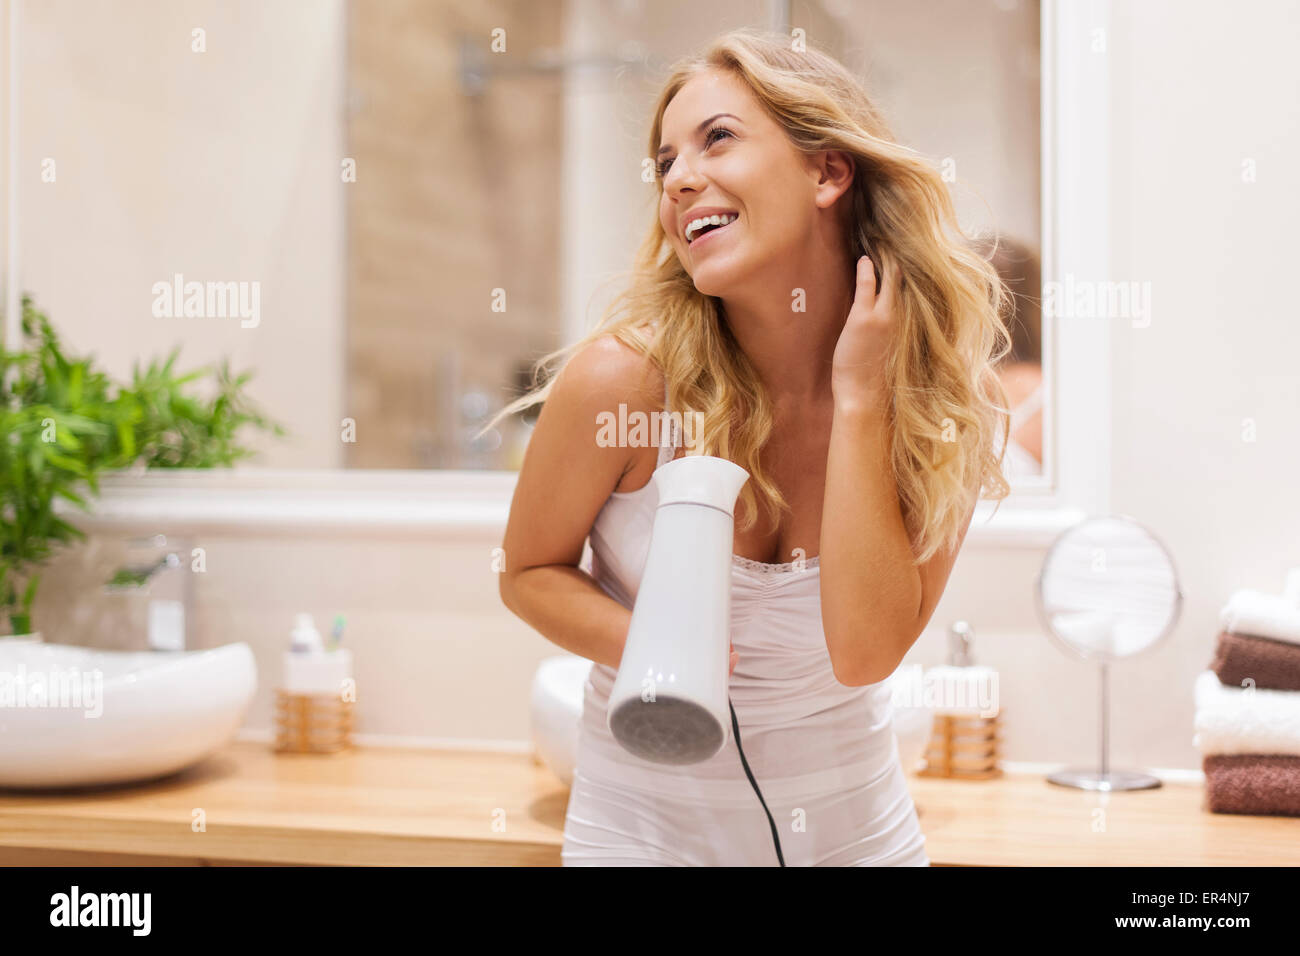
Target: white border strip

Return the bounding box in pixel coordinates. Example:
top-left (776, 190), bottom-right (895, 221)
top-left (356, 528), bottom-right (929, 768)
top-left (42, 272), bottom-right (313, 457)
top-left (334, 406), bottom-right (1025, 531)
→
top-left (1048, 0), bottom-right (1111, 518)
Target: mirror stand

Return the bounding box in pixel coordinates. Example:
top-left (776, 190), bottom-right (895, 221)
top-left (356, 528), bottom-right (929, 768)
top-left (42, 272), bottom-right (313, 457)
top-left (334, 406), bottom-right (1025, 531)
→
top-left (1047, 661), bottom-right (1162, 791)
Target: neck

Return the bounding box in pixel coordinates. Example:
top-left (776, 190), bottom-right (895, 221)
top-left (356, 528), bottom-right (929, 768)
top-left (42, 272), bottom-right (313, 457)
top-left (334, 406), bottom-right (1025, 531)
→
top-left (719, 243), bottom-right (856, 407)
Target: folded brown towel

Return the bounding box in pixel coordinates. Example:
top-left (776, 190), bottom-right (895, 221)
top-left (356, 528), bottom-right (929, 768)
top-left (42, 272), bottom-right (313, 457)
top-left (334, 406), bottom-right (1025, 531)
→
top-left (1203, 754), bottom-right (1300, 817)
top-left (1210, 629), bottom-right (1300, 692)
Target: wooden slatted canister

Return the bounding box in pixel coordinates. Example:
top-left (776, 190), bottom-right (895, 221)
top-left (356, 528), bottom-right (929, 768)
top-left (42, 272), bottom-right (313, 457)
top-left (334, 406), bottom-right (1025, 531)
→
top-left (274, 690), bottom-right (355, 754)
top-left (276, 616), bottom-right (354, 754)
top-left (917, 621), bottom-right (1003, 779)
top-left (919, 712), bottom-right (1003, 779)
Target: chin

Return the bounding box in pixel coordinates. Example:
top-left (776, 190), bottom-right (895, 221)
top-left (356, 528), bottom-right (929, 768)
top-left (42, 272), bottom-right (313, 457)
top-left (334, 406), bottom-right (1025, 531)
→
top-left (686, 257), bottom-right (745, 298)
top-left (691, 275), bottom-right (726, 297)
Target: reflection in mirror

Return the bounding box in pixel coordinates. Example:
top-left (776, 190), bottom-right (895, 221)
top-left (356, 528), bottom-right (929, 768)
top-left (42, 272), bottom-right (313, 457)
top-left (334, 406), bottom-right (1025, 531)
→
top-left (981, 234), bottom-right (1044, 480)
top-left (346, 0), bottom-right (564, 469)
top-left (14, 0), bottom-right (1043, 475)
top-left (1038, 515), bottom-right (1182, 661)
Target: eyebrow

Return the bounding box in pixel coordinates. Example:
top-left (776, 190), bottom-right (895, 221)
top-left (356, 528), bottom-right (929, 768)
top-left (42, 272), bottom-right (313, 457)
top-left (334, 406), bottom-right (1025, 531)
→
top-left (657, 113), bottom-right (741, 156)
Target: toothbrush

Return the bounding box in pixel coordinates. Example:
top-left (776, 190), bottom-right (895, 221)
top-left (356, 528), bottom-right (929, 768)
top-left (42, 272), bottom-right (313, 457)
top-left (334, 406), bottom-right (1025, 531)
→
top-left (330, 614), bottom-right (346, 651)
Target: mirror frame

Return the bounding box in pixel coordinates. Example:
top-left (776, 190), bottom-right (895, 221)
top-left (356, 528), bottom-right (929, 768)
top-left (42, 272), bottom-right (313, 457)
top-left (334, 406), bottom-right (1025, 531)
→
top-left (1, 0), bottom-right (1108, 550)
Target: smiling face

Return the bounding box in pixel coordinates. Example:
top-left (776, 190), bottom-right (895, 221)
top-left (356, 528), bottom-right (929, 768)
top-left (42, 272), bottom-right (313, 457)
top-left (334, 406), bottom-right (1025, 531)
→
top-left (656, 69), bottom-right (843, 298)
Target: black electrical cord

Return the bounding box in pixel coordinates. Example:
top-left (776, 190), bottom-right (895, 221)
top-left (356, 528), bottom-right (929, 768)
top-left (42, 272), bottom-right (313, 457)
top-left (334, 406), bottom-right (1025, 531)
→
top-left (728, 696), bottom-right (785, 867)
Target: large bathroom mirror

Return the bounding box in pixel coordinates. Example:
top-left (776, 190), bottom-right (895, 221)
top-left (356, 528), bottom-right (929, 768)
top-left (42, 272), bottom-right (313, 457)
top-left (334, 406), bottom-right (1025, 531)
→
top-left (6, 0), bottom-right (1046, 483)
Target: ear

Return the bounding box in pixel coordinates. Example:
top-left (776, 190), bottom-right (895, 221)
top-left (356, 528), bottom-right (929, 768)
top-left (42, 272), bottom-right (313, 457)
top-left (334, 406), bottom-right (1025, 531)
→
top-left (811, 149), bottom-right (855, 211)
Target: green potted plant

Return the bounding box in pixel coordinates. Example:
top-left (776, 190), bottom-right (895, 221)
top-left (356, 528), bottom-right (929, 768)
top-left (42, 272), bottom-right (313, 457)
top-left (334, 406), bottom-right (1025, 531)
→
top-left (0, 295), bottom-right (285, 640)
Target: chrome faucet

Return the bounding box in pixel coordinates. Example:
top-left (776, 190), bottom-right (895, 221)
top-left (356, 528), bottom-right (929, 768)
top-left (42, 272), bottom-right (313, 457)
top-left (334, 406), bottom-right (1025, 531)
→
top-left (105, 534), bottom-right (191, 650)
top-left (106, 551), bottom-right (180, 592)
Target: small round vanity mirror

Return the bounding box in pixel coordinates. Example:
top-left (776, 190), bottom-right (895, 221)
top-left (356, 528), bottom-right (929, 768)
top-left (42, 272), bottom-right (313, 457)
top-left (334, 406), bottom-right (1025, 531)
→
top-left (1035, 514), bottom-right (1183, 791)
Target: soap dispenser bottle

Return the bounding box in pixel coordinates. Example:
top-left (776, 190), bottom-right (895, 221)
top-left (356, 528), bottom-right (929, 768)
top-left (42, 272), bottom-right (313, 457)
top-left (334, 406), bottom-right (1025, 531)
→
top-left (919, 621), bottom-right (1004, 779)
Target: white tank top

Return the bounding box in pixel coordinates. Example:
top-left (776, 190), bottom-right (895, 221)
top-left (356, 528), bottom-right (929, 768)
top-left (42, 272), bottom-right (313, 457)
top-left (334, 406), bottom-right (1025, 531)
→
top-left (575, 382), bottom-right (899, 802)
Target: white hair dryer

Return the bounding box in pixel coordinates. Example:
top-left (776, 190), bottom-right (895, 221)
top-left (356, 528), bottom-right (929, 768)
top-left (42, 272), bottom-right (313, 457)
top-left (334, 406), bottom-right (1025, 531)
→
top-left (607, 454), bottom-right (750, 765)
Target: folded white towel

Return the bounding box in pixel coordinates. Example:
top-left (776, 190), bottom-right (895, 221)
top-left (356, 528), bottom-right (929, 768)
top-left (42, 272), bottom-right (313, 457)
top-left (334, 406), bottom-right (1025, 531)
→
top-left (1193, 669), bottom-right (1300, 756)
top-left (1219, 586), bottom-right (1300, 645)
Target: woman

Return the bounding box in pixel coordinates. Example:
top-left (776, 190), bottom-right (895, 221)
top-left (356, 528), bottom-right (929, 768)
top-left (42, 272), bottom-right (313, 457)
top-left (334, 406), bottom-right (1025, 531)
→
top-left (493, 28), bottom-right (1012, 866)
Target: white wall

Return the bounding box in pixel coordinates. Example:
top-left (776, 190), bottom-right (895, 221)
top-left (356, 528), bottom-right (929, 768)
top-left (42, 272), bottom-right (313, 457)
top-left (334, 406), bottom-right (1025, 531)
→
top-left (1102, 0), bottom-right (1300, 763)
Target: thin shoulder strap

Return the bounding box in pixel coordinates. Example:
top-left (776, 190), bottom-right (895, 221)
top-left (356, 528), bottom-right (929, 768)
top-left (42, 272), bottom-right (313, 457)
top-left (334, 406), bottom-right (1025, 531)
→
top-left (655, 376), bottom-right (680, 467)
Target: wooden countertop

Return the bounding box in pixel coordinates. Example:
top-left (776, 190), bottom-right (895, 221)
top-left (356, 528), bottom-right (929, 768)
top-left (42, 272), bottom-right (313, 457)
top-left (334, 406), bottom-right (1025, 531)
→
top-left (0, 742), bottom-right (569, 866)
top-left (0, 742), bottom-right (1295, 866)
top-left (907, 772), bottom-right (1300, 866)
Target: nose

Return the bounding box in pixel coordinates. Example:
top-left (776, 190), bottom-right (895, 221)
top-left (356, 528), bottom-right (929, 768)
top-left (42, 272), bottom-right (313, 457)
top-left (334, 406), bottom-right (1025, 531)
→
top-left (662, 150), bottom-right (705, 196)
top-left (662, 160), bottom-right (706, 238)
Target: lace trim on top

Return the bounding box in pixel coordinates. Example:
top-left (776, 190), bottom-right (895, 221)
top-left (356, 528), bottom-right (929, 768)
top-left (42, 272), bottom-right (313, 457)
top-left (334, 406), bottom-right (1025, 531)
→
top-left (657, 404), bottom-right (679, 468)
top-left (732, 553), bottom-right (821, 574)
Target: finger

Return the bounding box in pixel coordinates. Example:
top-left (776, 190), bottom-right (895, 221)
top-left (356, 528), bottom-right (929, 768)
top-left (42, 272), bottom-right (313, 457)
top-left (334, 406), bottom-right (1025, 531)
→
top-left (876, 251), bottom-right (900, 318)
top-left (854, 255), bottom-right (877, 313)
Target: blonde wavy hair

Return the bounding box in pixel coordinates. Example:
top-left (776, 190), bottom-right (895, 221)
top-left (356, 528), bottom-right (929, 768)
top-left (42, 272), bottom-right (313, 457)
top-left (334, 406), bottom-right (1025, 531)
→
top-left (485, 27), bottom-right (1013, 566)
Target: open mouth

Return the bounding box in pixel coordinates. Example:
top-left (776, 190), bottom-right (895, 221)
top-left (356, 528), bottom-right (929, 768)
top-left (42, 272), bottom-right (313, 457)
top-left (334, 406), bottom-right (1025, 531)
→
top-left (685, 213), bottom-right (739, 245)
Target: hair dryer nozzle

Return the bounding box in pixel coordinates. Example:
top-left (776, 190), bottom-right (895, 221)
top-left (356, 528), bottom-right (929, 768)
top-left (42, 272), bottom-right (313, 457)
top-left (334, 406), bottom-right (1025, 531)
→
top-left (651, 454), bottom-right (750, 513)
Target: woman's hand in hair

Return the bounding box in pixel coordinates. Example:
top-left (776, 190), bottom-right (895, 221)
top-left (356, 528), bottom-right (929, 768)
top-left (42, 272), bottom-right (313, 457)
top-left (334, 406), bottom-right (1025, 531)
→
top-left (831, 254), bottom-right (899, 413)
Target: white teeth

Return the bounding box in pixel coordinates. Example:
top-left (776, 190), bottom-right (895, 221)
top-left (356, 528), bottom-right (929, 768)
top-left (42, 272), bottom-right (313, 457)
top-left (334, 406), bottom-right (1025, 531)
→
top-left (685, 213), bottom-right (737, 242)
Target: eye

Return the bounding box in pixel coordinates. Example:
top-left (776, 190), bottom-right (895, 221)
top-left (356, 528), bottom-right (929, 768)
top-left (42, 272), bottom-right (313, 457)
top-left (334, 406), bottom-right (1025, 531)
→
top-left (655, 125), bottom-right (734, 180)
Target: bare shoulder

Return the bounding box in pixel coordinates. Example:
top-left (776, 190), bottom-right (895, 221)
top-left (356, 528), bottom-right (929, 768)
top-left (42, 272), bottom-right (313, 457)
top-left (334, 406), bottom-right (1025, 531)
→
top-left (552, 329), bottom-right (664, 418)
top-left (500, 330), bottom-right (665, 575)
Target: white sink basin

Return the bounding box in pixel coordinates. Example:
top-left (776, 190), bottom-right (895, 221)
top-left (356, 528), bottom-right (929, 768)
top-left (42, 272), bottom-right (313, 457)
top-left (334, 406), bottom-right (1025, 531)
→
top-left (528, 654), bottom-right (934, 786)
top-left (530, 655), bottom-right (591, 787)
top-left (0, 640), bottom-right (256, 788)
